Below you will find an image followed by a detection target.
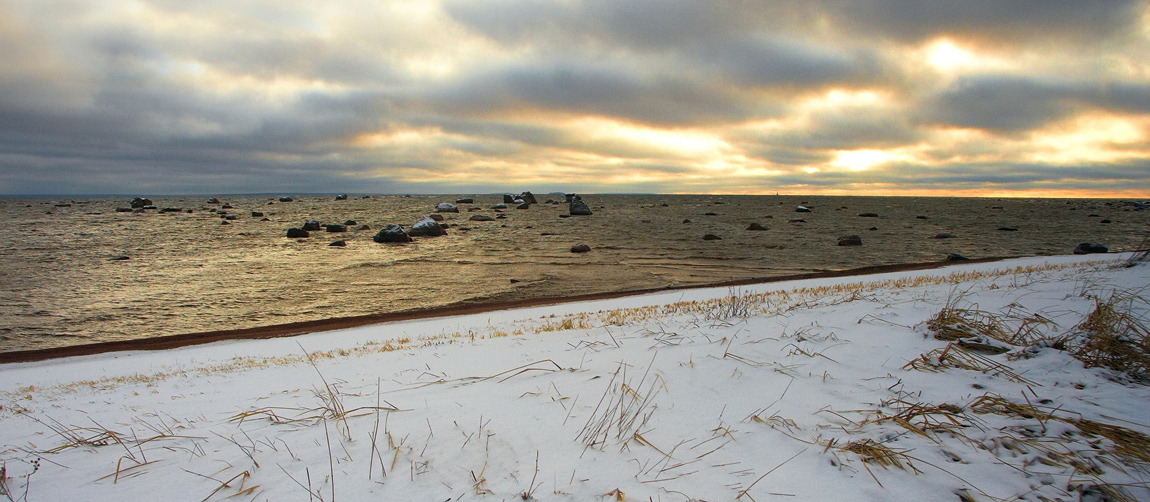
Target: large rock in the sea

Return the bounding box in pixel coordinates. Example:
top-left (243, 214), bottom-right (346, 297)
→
top-left (795, 206), bottom-right (811, 213)
top-left (279, 196), bottom-right (293, 202)
top-left (334, 194), bottom-right (348, 201)
top-left (428, 213), bottom-right (445, 222)
top-left (469, 214), bottom-right (495, 221)
top-left (570, 199), bottom-right (593, 216)
top-left (286, 227), bottom-right (309, 238)
top-left (503, 194), bottom-right (515, 203)
top-left (455, 198), bottom-right (474, 204)
top-left (435, 202), bottom-right (459, 213)
top-left (571, 244), bottom-right (592, 253)
top-left (518, 191), bottom-right (538, 204)
top-left (1073, 242), bottom-right (1108, 255)
top-left (302, 220), bottom-right (322, 231)
top-left (408, 216), bottom-right (446, 237)
top-left (206, 197), bottom-right (220, 204)
top-left (491, 203), bottom-right (508, 210)
top-left (130, 197), bottom-right (153, 208)
top-left (324, 224), bottom-right (347, 232)
top-left (373, 224), bottom-right (412, 243)
top-left (329, 240), bottom-right (347, 247)
top-left (516, 202), bottom-right (531, 209)
top-left (837, 235), bottom-right (862, 246)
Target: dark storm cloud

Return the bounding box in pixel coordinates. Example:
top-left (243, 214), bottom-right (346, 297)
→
top-left (446, 0), bottom-right (1145, 49)
top-left (427, 61), bottom-right (771, 126)
top-left (918, 77), bottom-right (1150, 133)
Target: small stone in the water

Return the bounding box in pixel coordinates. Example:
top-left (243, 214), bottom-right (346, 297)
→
top-left (329, 240), bottom-right (347, 247)
top-left (703, 234), bottom-right (722, 240)
top-left (945, 253), bottom-right (969, 261)
top-left (933, 233), bottom-right (955, 239)
top-left (109, 255), bottom-right (130, 261)
top-left (837, 235), bottom-right (862, 246)
top-left (571, 244), bottom-right (592, 253)
top-left (997, 227), bottom-right (1018, 232)
top-left (746, 223), bottom-right (768, 231)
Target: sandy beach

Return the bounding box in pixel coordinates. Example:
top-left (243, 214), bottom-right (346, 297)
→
top-left (2, 253), bottom-right (1148, 501)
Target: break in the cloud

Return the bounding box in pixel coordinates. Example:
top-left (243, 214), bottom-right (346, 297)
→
top-left (1, 0), bottom-right (1148, 196)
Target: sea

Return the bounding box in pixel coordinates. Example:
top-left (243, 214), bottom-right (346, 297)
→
top-left (2, 194), bottom-right (1147, 353)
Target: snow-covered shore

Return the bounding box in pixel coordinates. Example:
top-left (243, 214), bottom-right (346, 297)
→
top-left (2, 254), bottom-right (1148, 501)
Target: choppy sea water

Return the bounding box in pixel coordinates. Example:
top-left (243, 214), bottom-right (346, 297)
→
top-left (2, 194), bottom-right (1147, 352)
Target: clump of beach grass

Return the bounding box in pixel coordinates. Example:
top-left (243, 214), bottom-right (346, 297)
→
top-left (1066, 292), bottom-right (1150, 381)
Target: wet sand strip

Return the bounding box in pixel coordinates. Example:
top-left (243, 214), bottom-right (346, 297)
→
top-left (0, 257), bottom-right (1012, 364)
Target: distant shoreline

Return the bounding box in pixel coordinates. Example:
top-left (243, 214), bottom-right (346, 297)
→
top-left (0, 256), bottom-right (1013, 364)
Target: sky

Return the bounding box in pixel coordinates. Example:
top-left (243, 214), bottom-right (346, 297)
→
top-left (2, 1), bottom-right (1150, 197)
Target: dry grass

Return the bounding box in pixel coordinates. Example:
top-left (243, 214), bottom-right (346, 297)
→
top-left (903, 343), bottom-right (1037, 385)
top-left (577, 357), bottom-right (663, 451)
top-left (1067, 293), bottom-right (1150, 380)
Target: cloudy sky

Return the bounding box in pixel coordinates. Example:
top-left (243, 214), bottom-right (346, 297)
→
top-left (2, 0), bottom-right (1149, 196)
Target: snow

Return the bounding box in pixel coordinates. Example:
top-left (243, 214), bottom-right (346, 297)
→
top-left (2, 254), bottom-right (1149, 501)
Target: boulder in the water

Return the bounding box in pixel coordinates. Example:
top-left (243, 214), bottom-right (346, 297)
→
top-left (130, 197), bottom-right (153, 208)
top-left (571, 244), bottom-right (592, 253)
top-left (516, 202), bottom-right (531, 209)
top-left (1073, 242), bottom-right (1108, 255)
top-left (206, 198), bottom-right (220, 204)
top-left (703, 234), bottom-right (722, 240)
top-left (518, 192), bottom-right (538, 204)
top-left (115, 207), bottom-right (132, 212)
top-left (435, 202), bottom-right (459, 213)
top-left (858, 212), bottom-right (879, 217)
top-left (408, 216), bottom-right (446, 237)
top-left (373, 224), bottom-right (412, 243)
top-left (329, 240), bottom-right (347, 247)
top-left (837, 235), bottom-right (862, 246)
top-left (503, 194), bottom-right (515, 203)
top-left (343, 220), bottom-right (357, 226)
top-left (334, 194), bottom-right (348, 201)
top-left (455, 198), bottom-right (474, 204)
top-left (286, 227), bottom-right (309, 238)
top-left (324, 224), bottom-right (346, 232)
top-left (570, 199), bottom-right (593, 216)
top-left (251, 211), bottom-right (264, 217)
top-left (795, 206), bottom-right (811, 213)
top-left (997, 227), bottom-right (1018, 232)
top-left (469, 214), bottom-right (495, 221)
top-left (491, 203), bottom-right (508, 210)
top-left (945, 253), bottom-right (969, 261)
top-left (933, 233), bottom-right (955, 239)
top-left (279, 196), bottom-right (293, 202)
top-left (302, 220), bottom-right (322, 231)
top-left (746, 223), bottom-right (768, 231)
top-left (428, 214), bottom-right (445, 222)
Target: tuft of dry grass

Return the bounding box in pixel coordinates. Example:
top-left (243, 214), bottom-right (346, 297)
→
top-left (1067, 293), bottom-right (1150, 380)
top-left (904, 343), bottom-right (1037, 385)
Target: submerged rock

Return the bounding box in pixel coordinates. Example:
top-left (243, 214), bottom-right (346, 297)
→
top-left (571, 244), bottom-right (592, 253)
top-left (1073, 242), bottom-right (1108, 255)
top-left (945, 253), bottom-right (969, 261)
top-left (837, 235), bottom-right (862, 246)
top-left (703, 234), bottom-right (722, 240)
